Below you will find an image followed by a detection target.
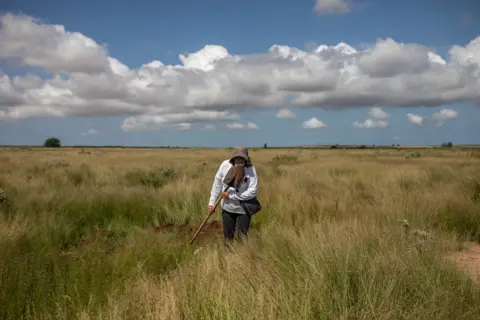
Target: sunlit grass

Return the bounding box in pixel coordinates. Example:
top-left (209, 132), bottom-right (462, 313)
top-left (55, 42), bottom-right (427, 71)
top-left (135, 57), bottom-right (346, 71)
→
top-left (0, 147), bottom-right (479, 319)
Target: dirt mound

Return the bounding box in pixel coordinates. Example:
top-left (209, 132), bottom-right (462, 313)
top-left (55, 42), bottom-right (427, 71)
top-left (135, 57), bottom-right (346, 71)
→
top-left (152, 220), bottom-right (223, 244)
top-left (152, 223), bottom-right (181, 233)
top-left (447, 242), bottom-right (480, 283)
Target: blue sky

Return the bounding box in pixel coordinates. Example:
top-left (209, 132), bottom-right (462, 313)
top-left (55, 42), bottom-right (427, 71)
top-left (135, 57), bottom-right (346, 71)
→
top-left (0, 0), bottom-right (479, 147)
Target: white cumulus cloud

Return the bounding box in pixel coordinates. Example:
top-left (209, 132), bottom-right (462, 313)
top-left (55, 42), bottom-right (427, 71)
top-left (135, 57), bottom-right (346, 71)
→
top-left (432, 108), bottom-right (458, 126)
top-left (302, 117), bottom-right (327, 129)
top-left (226, 122), bottom-right (259, 130)
top-left (81, 128), bottom-right (100, 136)
top-left (314, 0), bottom-right (351, 14)
top-left (353, 107), bottom-right (390, 128)
top-left (276, 108), bottom-right (296, 119)
top-left (368, 107), bottom-right (390, 120)
top-left (353, 119), bottom-right (388, 129)
top-left (0, 14), bottom-right (109, 74)
top-left (121, 110), bottom-right (238, 131)
top-left (179, 45), bottom-right (230, 72)
top-left (174, 123), bottom-right (191, 131)
top-left (0, 13), bottom-right (479, 132)
top-left (407, 108), bottom-right (458, 127)
top-left (247, 122), bottom-right (259, 129)
top-left (407, 113), bottom-right (424, 126)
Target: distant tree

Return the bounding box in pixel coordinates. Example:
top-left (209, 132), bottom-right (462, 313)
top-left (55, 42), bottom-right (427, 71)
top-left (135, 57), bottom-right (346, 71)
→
top-left (264, 143), bottom-right (268, 149)
top-left (441, 141), bottom-right (453, 148)
top-left (43, 137), bottom-right (61, 148)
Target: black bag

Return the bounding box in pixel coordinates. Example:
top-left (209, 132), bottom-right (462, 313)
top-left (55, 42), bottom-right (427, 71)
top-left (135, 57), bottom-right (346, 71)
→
top-left (239, 196), bottom-right (262, 217)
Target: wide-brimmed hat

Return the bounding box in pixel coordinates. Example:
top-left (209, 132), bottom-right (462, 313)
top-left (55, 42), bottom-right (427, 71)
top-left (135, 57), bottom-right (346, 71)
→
top-left (229, 145), bottom-right (251, 166)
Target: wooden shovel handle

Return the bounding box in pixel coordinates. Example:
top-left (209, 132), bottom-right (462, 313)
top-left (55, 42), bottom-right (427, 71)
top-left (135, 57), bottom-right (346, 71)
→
top-left (190, 186), bottom-right (228, 244)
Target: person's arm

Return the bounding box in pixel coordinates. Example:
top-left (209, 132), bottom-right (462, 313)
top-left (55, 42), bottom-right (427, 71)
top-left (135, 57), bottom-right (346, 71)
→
top-left (229, 166), bottom-right (258, 201)
top-left (208, 162), bottom-right (226, 206)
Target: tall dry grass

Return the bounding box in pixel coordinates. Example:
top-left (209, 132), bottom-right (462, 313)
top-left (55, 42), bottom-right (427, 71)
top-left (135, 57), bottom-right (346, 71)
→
top-left (0, 147), bottom-right (480, 319)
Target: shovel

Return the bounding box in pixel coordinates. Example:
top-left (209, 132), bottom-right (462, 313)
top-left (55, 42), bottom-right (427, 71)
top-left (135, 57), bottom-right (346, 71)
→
top-left (190, 164), bottom-right (245, 244)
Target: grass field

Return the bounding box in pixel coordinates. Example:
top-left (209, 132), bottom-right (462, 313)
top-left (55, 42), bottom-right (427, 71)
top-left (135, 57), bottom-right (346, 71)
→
top-left (1, 146), bottom-right (480, 319)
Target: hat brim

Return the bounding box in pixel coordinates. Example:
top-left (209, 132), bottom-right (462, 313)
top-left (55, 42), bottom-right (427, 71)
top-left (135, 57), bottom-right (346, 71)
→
top-left (229, 152), bottom-right (250, 164)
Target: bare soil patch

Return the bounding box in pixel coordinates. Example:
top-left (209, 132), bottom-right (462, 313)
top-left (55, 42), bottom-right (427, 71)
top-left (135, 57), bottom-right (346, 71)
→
top-left (152, 220), bottom-right (223, 240)
top-left (447, 242), bottom-right (480, 283)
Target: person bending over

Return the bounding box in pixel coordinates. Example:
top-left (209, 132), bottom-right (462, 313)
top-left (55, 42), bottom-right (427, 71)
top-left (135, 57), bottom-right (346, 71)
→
top-left (208, 146), bottom-right (259, 244)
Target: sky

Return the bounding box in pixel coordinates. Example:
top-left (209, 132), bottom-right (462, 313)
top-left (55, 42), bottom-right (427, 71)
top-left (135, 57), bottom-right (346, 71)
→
top-left (0, 0), bottom-right (479, 147)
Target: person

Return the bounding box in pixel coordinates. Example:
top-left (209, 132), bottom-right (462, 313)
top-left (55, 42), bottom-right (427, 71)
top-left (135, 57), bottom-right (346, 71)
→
top-left (208, 146), bottom-right (259, 244)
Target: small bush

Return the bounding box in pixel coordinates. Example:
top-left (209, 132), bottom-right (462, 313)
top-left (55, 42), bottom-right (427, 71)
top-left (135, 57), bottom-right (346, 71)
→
top-left (43, 137), bottom-right (61, 148)
top-left (125, 167), bottom-right (179, 188)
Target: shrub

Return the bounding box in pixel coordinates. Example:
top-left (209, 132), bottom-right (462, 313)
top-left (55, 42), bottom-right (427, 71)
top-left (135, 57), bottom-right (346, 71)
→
top-left (125, 167), bottom-right (179, 188)
top-left (43, 137), bottom-right (61, 148)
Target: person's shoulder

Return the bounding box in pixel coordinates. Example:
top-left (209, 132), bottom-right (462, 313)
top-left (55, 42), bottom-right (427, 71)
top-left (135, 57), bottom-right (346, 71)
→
top-left (219, 159), bottom-right (231, 169)
top-left (247, 164), bottom-right (258, 174)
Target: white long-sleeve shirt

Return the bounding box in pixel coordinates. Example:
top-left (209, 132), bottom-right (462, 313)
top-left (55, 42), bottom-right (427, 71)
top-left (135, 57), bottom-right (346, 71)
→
top-left (208, 159), bottom-right (259, 214)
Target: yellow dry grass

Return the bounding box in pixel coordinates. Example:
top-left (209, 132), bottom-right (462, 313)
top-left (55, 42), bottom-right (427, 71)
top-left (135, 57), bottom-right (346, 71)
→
top-left (1, 147), bottom-right (480, 319)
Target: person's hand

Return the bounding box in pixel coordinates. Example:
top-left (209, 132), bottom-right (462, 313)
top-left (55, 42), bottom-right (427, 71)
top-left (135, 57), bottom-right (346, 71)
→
top-left (221, 192), bottom-right (229, 199)
top-left (208, 205), bottom-right (215, 214)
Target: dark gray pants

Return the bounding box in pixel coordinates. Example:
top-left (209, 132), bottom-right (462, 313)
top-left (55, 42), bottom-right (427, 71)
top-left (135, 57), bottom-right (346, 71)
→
top-left (222, 209), bottom-right (251, 243)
